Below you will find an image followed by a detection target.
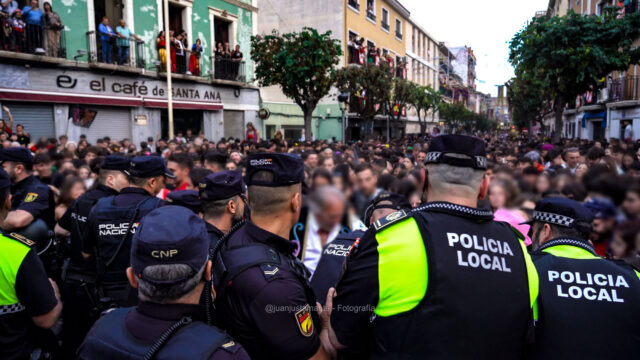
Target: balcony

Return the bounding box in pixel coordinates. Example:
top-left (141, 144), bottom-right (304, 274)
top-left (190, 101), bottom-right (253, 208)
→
top-left (382, 22), bottom-right (390, 31)
top-left (86, 31), bottom-right (145, 69)
top-left (348, 0), bottom-right (360, 11)
top-left (609, 76), bottom-right (639, 102)
top-left (395, 32), bottom-right (403, 40)
top-left (0, 24), bottom-right (66, 58)
top-left (213, 57), bottom-right (246, 82)
top-left (367, 11), bottom-right (376, 22)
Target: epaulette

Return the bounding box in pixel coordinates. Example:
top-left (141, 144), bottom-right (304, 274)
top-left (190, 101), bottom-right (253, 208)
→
top-left (373, 210), bottom-right (409, 232)
top-left (6, 232), bottom-right (35, 247)
top-left (510, 226), bottom-right (526, 242)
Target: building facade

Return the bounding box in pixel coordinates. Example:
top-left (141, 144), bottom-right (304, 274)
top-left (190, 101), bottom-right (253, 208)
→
top-left (404, 18), bottom-right (439, 133)
top-left (0, 0), bottom-right (259, 144)
top-left (541, 0), bottom-right (640, 141)
top-left (258, 0), bottom-right (411, 141)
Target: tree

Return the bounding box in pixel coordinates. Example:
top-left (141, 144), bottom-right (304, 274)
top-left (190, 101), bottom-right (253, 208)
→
top-left (335, 62), bottom-right (394, 133)
top-left (408, 85), bottom-right (441, 135)
top-left (251, 28), bottom-right (342, 139)
top-left (509, 7), bottom-right (640, 142)
top-left (387, 78), bottom-right (414, 136)
top-left (506, 73), bottom-right (547, 140)
top-left (439, 102), bottom-right (468, 132)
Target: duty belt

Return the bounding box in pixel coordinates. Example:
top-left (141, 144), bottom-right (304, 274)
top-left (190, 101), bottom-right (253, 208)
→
top-left (0, 303), bottom-right (26, 315)
top-left (63, 270), bottom-right (96, 284)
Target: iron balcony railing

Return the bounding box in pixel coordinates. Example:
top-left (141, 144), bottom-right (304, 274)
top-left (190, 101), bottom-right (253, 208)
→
top-left (348, 0), bottom-right (360, 11)
top-left (367, 11), bottom-right (376, 22)
top-left (86, 30), bottom-right (145, 68)
top-left (1, 24), bottom-right (66, 58)
top-left (213, 57), bottom-right (246, 82)
top-left (609, 76), bottom-right (639, 102)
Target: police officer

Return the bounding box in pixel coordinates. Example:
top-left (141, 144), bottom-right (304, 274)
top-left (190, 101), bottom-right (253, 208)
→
top-left (82, 156), bottom-right (172, 309)
top-left (54, 155), bottom-right (130, 358)
top-left (0, 148), bottom-right (55, 240)
top-left (323, 135), bottom-right (538, 359)
top-left (167, 190), bottom-right (202, 214)
top-left (526, 198), bottom-right (640, 359)
top-left (0, 168), bottom-right (62, 360)
top-left (78, 206), bottom-right (250, 359)
top-left (198, 170), bottom-right (245, 250)
top-left (211, 153), bottom-right (331, 360)
top-left (203, 151), bottom-right (228, 173)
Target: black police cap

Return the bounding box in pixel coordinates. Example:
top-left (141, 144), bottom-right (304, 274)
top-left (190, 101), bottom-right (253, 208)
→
top-left (246, 153), bottom-right (304, 187)
top-left (203, 151), bottom-right (228, 164)
top-left (0, 147), bottom-right (33, 166)
top-left (371, 192), bottom-right (411, 212)
top-left (100, 155), bottom-right (130, 172)
top-left (425, 134), bottom-right (487, 169)
top-left (522, 197), bottom-right (593, 228)
top-left (166, 190), bottom-right (202, 214)
top-left (199, 170), bottom-right (244, 201)
top-left (126, 156), bottom-right (176, 179)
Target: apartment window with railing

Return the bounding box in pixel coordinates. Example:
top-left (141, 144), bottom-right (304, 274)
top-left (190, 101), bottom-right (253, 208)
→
top-left (382, 8), bottom-right (389, 31)
top-left (367, 0), bottom-right (376, 22)
top-left (348, 0), bottom-right (360, 11)
top-left (395, 19), bottom-right (402, 40)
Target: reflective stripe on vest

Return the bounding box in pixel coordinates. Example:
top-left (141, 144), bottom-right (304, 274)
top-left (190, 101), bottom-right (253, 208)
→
top-left (519, 240), bottom-right (539, 320)
top-left (0, 235), bottom-right (30, 308)
top-left (375, 217), bottom-right (427, 317)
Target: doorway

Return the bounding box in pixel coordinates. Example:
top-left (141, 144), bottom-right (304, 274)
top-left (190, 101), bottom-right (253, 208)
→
top-left (161, 109), bottom-right (203, 139)
top-left (592, 121), bottom-right (605, 142)
top-left (94, 0), bottom-right (123, 62)
top-left (214, 17), bottom-right (232, 48)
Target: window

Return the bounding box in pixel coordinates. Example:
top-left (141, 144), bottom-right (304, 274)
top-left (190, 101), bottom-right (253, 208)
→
top-left (348, 0), bottom-right (360, 12)
top-left (348, 30), bottom-right (360, 64)
top-left (395, 19), bottom-right (403, 40)
top-left (381, 8), bottom-right (389, 30)
top-left (367, 0), bottom-right (376, 22)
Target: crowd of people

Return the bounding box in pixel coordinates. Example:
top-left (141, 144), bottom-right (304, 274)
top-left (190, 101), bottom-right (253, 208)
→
top-left (0, 113), bottom-right (639, 359)
top-left (0, 0), bottom-right (63, 57)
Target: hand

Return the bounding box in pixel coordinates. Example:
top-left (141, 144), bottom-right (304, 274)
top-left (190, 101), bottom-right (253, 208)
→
top-left (49, 278), bottom-right (60, 301)
top-left (318, 287), bottom-right (336, 330)
top-left (1, 106), bottom-right (9, 114)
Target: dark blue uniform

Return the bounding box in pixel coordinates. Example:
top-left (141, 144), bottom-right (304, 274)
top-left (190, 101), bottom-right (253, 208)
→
top-left (215, 221), bottom-right (321, 360)
top-left (11, 175), bottom-right (55, 231)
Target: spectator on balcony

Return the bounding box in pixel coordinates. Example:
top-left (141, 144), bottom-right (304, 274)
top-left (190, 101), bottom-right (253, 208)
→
top-left (22, 0), bottom-right (43, 54)
top-left (9, 9), bottom-right (24, 52)
top-left (174, 31), bottom-right (186, 74)
top-left (115, 19), bottom-right (140, 66)
top-left (98, 16), bottom-right (115, 63)
top-left (43, 2), bottom-right (61, 57)
top-left (231, 44), bottom-right (242, 79)
top-left (156, 30), bottom-right (166, 71)
top-left (169, 30), bottom-right (176, 72)
top-left (1, 0), bottom-right (18, 15)
top-left (189, 38), bottom-right (202, 76)
top-left (15, 124), bottom-right (30, 146)
top-left (214, 42), bottom-right (225, 78)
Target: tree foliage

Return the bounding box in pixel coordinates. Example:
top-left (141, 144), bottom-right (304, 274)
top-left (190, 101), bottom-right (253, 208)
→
top-left (335, 62), bottom-right (394, 122)
top-left (506, 73), bottom-right (547, 138)
top-left (251, 28), bottom-right (342, 139)
top-left (388, 78), bottom-right (414, 123)
top-left (439, 102), bottom-right (495, 133)
top-left (509, 7), bottom-right (640, 141)
top-left (408, 85), bottom-right (441, 134)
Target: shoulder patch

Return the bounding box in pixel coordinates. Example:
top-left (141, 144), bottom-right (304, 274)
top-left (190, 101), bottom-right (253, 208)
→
top-left (260, 264), bottom-right (280, 281)
top-left (373, 210), bottom-right (409, 232)
top-left (24, 193), bottom-right (38, 203)
top-left (294, 304), bottom-right (314, 337)
top-left (7, 232), bottom-right (35, 247)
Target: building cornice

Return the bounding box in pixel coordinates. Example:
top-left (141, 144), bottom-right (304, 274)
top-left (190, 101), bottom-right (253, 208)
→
top-left (385, 0), bottom-right (410, 19)
top-left (221, 0), bottom-right (258, 12)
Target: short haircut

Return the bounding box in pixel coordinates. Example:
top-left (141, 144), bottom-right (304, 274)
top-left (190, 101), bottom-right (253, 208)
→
top-left (33, 153), bottom-right (51, 165)
top-left (189, 167), bottom-right (212, 187)
top-left (168, 152), bottom-right (194, 170)
top-left (129, 175), bottom-right (156, 187)
top-left (549, 222), bottom-right (592, 242)
top-left (248, 171), bottom-right (300, 216)
top-left (355, 163), bottom-right (373, 175)
top-left (202, 195), bottom-right (239, 220)
top-left (586, 147), bottom-right (605, 160)
top-left (137, 263), bottom-right (206, 303)
top-left (427, 154), bottom-right (485, 197)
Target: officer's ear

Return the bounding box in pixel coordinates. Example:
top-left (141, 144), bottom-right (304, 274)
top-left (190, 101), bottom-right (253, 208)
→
top-left (126, 267), bottom-right (139, 289)
top-left (477, 174), bottom-right (489, 201)
top-left (227, 198), bottom-right (236, 214)
top-left (291, 191), bottom-right (302, 213)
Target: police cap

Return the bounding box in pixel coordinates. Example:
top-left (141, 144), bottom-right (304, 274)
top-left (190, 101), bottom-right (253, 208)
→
top-left (0, 168), bottom-right (10, 190)
top-left (0, 147), bottom-right (33, 166)
top-left (100, 155), bottom-right (130, 172)
top-left (199, 170), bottom-right (244, 201)
top-left (524, 197), bottom-right (593, 228)
top-left (246, 153), bottom-right (304, 187)
top-left (131, 206), bottom-right (209, 285)
top-left (203, 151), bottom-right (228, 164)
top-left (166, 190), bottom-right (201, 214)
top-left (126, 156), bottom-right (176, 179)
top-left (371, 192), bottom-right (411, 212)
top-left (583, 197), bottom-right (617, 220)
top-left (425, 134), bottom-right (487, 169)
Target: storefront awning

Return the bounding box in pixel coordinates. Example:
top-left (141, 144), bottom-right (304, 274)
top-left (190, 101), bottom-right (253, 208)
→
top-left (0, 88), bottom-right (143, 107)
top-left (581, 111), bottom-right (607, 128)
top-left (143, 98), bottom-right (223, 111)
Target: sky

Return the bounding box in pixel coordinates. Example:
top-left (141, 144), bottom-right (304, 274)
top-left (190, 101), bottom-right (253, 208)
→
top-left (401, 0), bottom-right (548, 97)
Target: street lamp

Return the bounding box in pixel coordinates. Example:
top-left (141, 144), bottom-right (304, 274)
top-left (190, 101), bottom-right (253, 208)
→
top-left (338, 92), bottom-right (349, 142)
